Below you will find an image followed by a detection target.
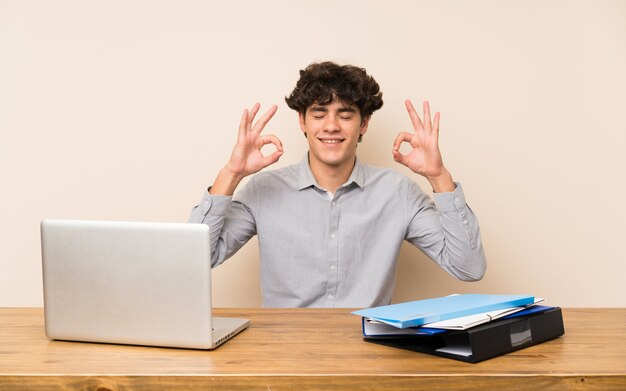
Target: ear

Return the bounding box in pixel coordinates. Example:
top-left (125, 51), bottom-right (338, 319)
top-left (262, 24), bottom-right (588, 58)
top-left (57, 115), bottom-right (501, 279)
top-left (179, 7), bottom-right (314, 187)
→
top-left (298, 112), bottom-right (307, 134)
top-left (360, 115), bottom-right (370, 138)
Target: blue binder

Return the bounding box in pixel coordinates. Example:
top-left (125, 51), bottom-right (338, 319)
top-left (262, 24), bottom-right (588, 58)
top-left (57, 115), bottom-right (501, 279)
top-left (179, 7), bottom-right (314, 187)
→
top-left (352, 294), bottom-right (535, 329)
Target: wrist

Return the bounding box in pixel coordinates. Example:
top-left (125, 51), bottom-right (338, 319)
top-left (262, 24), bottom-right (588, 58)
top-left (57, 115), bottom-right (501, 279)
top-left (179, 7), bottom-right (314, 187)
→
top-left (427, 169), bottom-right (455, 193)
top-left (209, 166), bottom-right (245, 196)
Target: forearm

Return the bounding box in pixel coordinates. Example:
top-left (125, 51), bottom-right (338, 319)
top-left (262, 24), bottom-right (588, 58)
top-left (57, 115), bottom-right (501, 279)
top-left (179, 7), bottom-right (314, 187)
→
top-left (188, 191), bottom-right (255, 267)
top-left (426, 168), bottom-right (455, 193)
top-left (209, 166), bottom-right (245, 196)
top-left (435, 199), bottom-right (486, 281)
top-left (188, 191), bottom-right (231, 266)
top-left (407, 183), bottom-right (487, 281)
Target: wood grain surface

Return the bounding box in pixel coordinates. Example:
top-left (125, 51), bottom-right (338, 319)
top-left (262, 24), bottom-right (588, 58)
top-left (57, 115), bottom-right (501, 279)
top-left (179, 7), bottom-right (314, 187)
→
top-left (1, 308), bottom-right (625, 390)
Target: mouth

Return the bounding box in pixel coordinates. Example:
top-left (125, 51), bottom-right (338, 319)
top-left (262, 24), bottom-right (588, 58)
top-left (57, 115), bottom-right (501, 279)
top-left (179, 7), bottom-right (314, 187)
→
top-left (318, 138), bottom-right (345, 145)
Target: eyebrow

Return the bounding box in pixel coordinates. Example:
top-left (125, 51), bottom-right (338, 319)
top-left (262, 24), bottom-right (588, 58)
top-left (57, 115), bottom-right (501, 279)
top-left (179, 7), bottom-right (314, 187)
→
top-left (309, 105), bottom-right (357, 113)
top-left (337, 107), bottom-right (356, 114)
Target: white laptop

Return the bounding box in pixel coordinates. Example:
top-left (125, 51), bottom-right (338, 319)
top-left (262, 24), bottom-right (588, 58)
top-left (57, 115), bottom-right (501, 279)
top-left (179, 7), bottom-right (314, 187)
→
top-left (40, 219), bottom-right (249, 349)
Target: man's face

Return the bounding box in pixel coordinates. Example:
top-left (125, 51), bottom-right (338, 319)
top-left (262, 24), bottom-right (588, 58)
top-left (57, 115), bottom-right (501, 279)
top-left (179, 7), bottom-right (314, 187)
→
top-left (299, 99), bottom-right (369, 170)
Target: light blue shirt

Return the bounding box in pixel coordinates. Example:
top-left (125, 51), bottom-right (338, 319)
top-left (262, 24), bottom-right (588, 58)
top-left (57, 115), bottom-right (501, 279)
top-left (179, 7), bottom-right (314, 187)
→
top-left (189, 156), bottom-right (486, 308)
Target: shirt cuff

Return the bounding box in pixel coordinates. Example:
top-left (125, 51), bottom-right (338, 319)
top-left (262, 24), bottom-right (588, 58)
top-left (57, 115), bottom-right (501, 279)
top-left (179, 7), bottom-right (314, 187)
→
top-left (200, 189), bottom-right (232, 216)
top-left (432, 182), bottom-right (467, 212)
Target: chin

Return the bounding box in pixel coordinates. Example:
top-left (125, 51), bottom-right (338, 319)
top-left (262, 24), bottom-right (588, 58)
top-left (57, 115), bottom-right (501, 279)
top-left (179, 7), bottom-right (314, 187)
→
top-left (320, 155), bottom-right (351, 167)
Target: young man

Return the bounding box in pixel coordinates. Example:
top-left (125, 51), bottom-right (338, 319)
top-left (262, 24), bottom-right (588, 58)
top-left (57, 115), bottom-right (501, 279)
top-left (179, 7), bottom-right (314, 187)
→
top-left (189, 62), bottom-right (486, 308)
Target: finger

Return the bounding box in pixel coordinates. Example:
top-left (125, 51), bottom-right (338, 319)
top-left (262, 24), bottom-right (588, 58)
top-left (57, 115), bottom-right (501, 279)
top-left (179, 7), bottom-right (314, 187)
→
top-left (405, 99), bottom-right (424, 131)
top-left (259, 134), bottom-right (283, 152)
top-left (260, 135), bottom-right (284, 167)
top-left (423, 101), bottom-right (432, 131)
top-left (262, 150), bottom-right (284, 167)
top-left (252, 105), bottom-right (278, 135)
top-left (247, 103), bottom-right (261, 131)
top-left (392, 132), bottom-right (414, 152)
top-left (433, 112), bottom-right (440, 139)
top-left (238, 108), bottom-right (249, 139)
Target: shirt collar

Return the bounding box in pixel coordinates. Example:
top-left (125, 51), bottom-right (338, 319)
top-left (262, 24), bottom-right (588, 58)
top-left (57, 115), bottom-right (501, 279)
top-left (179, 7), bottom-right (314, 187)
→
top-left (296, 153), bottom-right (365, 191)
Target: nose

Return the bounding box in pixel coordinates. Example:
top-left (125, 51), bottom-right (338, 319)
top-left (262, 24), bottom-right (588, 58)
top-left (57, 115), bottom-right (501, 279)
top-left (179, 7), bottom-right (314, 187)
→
top-left (323, 115), bottom-right (340, 132)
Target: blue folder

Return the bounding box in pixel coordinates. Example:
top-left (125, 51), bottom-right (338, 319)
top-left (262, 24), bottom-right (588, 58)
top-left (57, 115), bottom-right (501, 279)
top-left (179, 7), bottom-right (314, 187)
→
top-left (352, 294), bottom-right (535, 329)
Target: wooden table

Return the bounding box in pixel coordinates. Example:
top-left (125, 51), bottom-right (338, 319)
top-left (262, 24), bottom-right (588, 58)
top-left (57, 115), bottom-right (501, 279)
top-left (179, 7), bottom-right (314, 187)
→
top-left (1, 308), bottom-right (625, 390)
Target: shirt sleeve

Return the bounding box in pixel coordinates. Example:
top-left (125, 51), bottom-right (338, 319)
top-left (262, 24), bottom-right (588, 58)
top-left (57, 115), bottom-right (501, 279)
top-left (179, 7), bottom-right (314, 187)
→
top-left (188, 185), bottom-right (257, 268)
top-left (404, 182), bottom-right (487, 281)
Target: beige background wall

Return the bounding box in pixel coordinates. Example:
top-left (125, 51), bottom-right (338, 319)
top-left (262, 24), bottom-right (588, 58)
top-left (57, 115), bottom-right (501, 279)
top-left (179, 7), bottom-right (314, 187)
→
top-left (1, 0), bottom-right (625, 307)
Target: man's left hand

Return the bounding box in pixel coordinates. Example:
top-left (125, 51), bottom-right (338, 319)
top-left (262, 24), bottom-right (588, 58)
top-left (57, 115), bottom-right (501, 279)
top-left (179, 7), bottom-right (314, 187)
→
top-left (393, 99), bottom-right (455, 192)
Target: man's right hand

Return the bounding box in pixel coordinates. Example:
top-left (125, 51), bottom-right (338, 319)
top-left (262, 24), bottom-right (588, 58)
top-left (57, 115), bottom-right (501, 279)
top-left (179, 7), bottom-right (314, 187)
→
top-left (210, 103), bottom-right (283, 195)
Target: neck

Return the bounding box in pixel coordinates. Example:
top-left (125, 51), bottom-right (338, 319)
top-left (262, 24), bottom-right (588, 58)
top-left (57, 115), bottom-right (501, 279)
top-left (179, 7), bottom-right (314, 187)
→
top-left (308, 155), bottom-right (356, 194)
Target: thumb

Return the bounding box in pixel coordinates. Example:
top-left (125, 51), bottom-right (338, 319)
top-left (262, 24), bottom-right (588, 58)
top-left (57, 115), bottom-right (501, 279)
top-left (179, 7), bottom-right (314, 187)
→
top-left (392, 148), bottom-right (408, 166)
top-left (262, 150), bottom-right (284, 167)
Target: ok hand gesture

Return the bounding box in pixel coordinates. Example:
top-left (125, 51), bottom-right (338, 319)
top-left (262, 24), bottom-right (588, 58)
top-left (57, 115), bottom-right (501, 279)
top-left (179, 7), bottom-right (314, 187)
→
top-left (210, 103), bottom-right (283, 195)
top-left (393, 99), bottom-right (454, 192)
top-left (227, 103), bottom-right (284, 178)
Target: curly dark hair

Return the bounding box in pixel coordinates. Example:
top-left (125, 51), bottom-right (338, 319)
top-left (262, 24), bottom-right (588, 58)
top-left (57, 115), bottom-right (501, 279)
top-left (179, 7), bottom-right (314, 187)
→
top-left (285, 61), bottom-right (383, 118)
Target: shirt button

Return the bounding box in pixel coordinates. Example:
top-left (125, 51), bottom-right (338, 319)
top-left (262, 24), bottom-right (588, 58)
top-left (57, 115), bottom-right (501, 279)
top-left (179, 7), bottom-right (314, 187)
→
top-left (455, 197), bottom-right (460, 203)
top-left (330, 233), bottom-right (336, 238)
top-left (463, 220), bottom-right (468, 225)
top-left (330, 265), bottom-right (336, 271)
top-left (332, 201), bottom-right (336, 206)
top-left (327, 294), bottom-right (334, 300)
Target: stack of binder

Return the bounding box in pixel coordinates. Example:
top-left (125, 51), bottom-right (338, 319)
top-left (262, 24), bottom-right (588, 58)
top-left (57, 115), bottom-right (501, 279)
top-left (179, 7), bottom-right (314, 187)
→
top-left (352, 294), bottom-right (564, 363)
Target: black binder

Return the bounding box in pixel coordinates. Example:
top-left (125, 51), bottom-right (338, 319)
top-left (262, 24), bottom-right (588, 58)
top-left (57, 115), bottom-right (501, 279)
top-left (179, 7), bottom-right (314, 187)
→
top-left (365, 307), bottom-right (564, 363)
